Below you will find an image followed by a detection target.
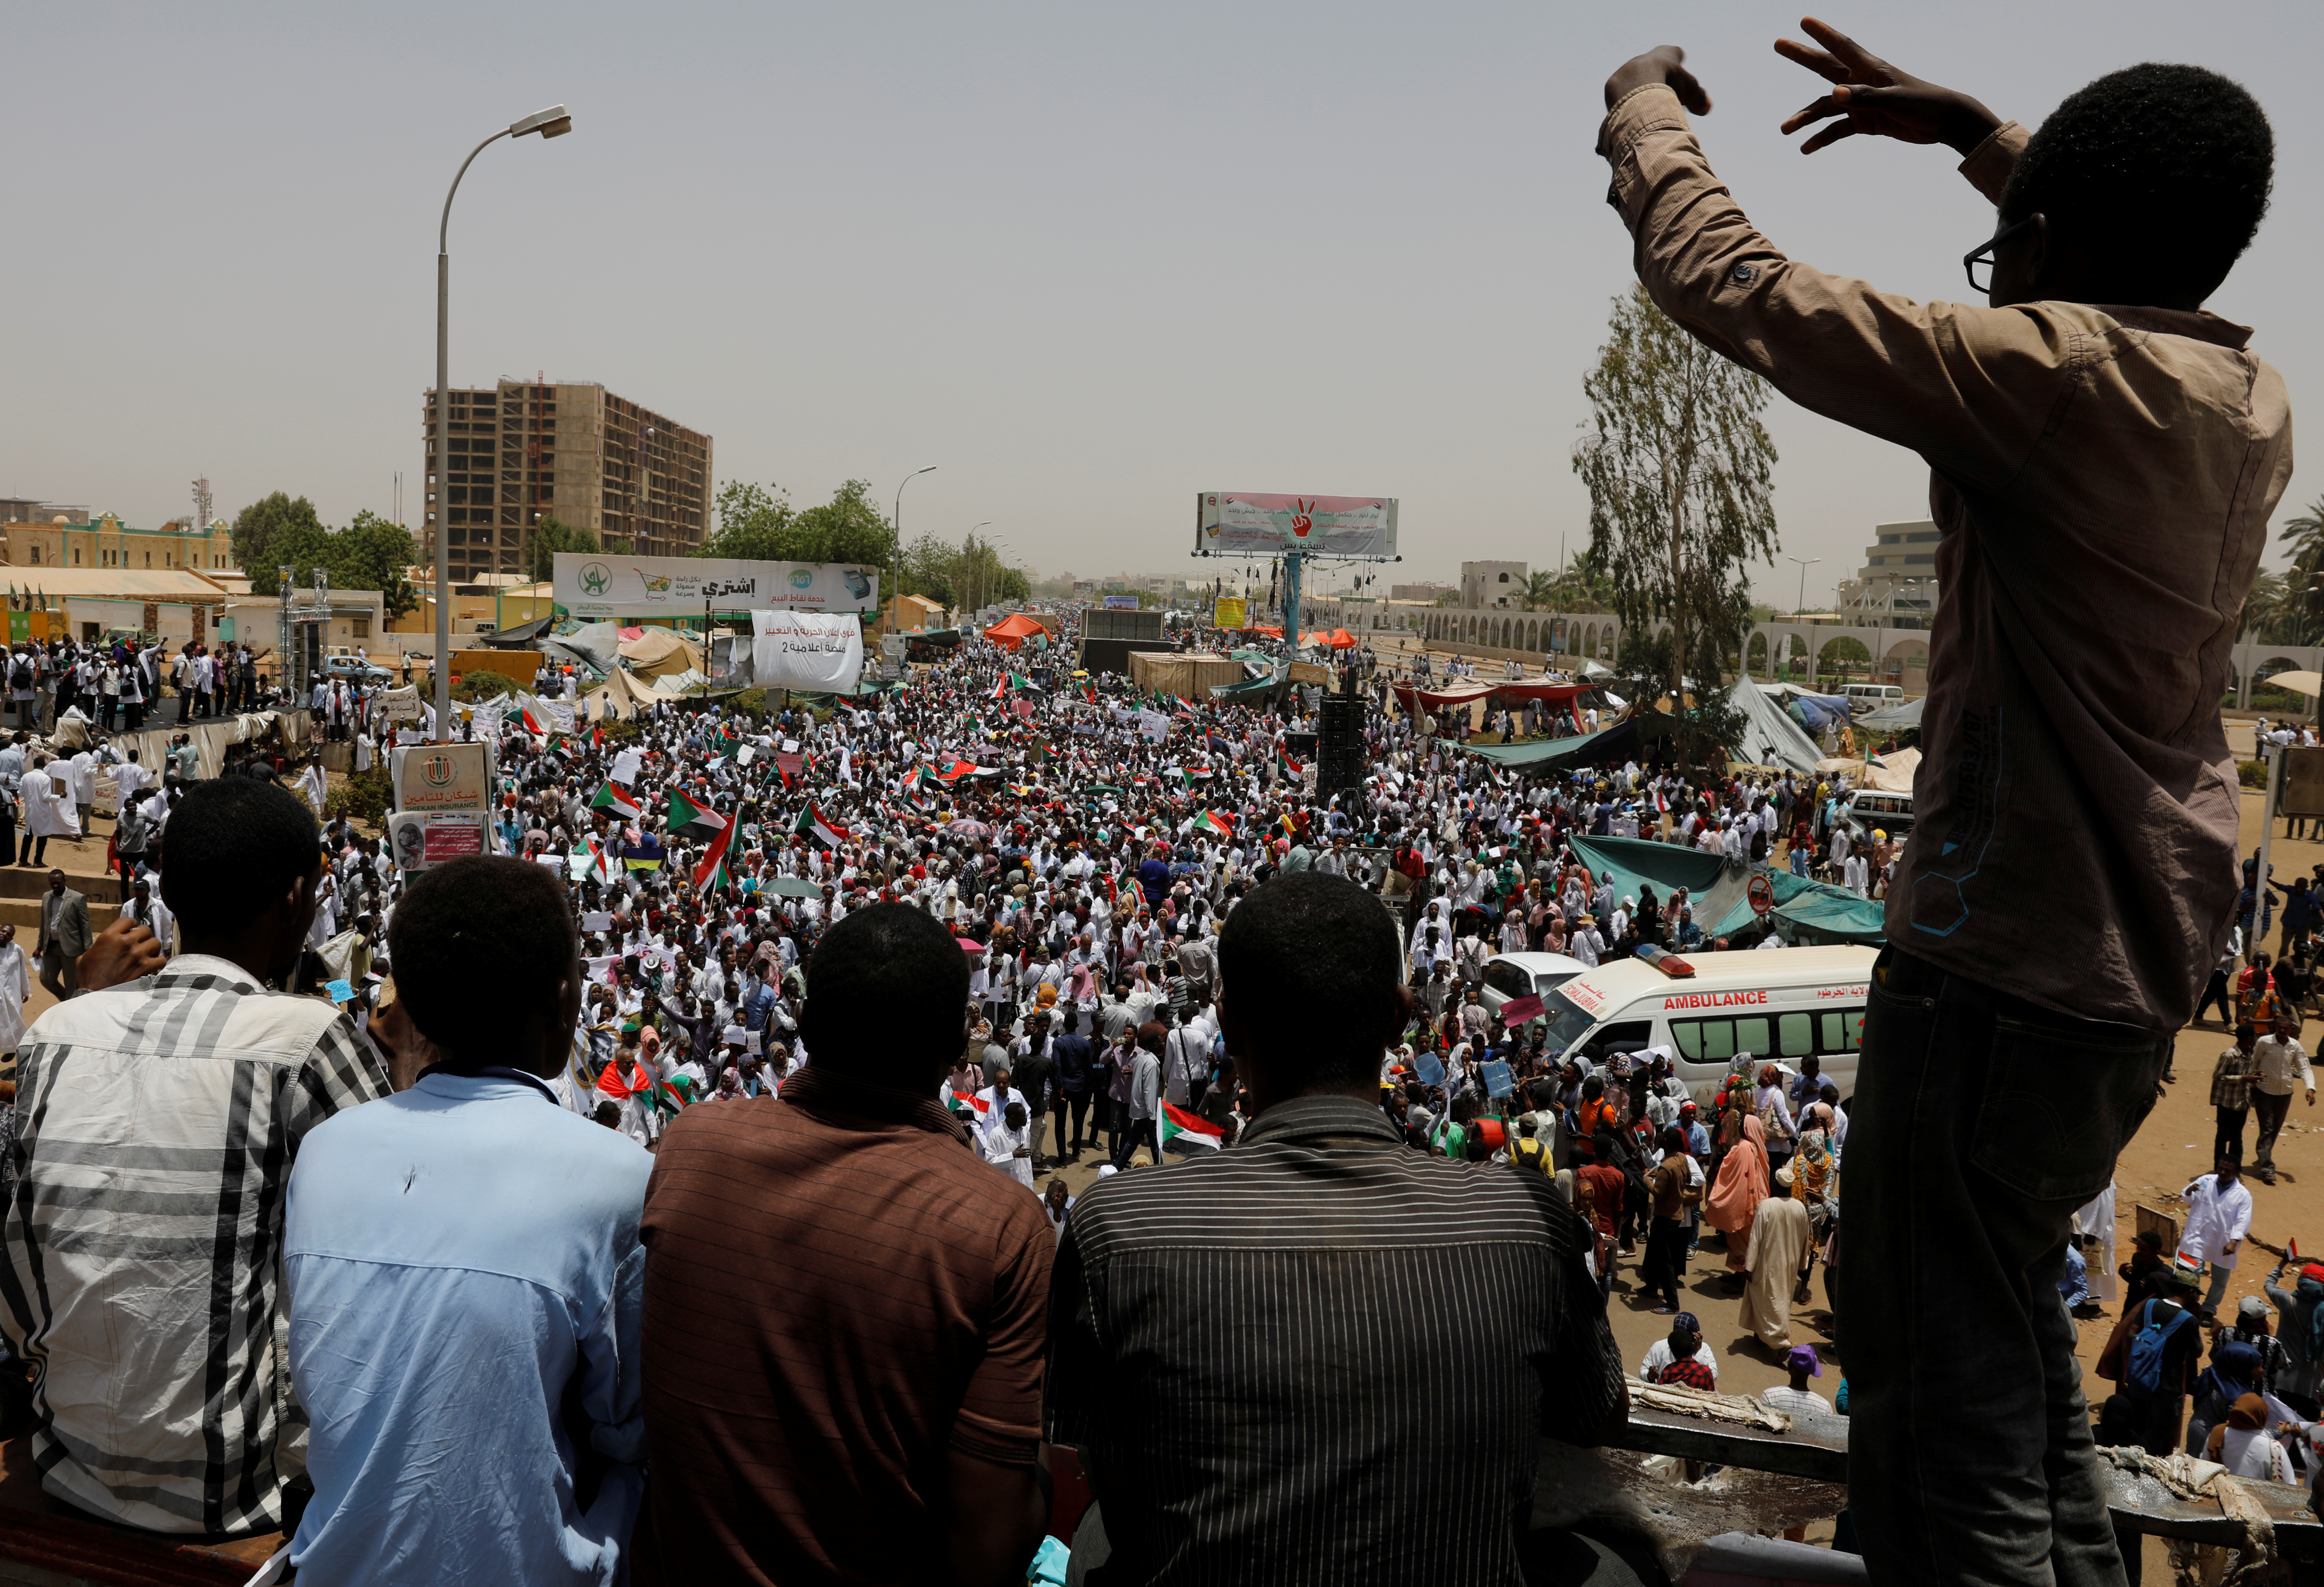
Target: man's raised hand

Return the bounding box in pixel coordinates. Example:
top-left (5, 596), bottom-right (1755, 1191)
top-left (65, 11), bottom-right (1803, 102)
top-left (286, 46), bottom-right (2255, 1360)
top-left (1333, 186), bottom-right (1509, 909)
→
top-left (1774, 18), bottom-right (2000, 157)
top-left (1605, 46), bottom-right (1711, 115)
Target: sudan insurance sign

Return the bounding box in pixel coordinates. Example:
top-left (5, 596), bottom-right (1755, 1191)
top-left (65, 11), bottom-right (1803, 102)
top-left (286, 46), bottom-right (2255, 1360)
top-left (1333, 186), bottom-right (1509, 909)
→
top-left (1194, 493), bottom-right (1398, 557)
top-left (553, 553), bottom-right (880, 621)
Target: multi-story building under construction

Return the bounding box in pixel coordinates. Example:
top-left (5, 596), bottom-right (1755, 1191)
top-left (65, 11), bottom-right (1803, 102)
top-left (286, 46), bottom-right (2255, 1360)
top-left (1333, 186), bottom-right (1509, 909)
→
top-left (421, 379), bottom-right (713, 581)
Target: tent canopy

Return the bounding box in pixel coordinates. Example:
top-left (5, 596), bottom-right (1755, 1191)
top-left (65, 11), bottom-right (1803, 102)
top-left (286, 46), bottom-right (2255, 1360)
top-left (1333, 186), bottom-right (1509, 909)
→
top-left (1722, 672), bottom-right (1826, 775)
top-left (985, 612), bottom-right (1045, 650)
top-left (1857, 695), bottom-right (1925, 731)
top-left (1452, 718), bottom-right (1641, 771)
top-left (1564, 834), bottom-right (1886, 946)
top-left (618, 627), bottom-right (702, 679)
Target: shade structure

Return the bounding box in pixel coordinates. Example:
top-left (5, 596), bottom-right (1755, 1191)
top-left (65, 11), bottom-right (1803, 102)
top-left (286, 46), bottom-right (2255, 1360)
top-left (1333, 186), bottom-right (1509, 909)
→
top-left (2263, 670), bottom-right (2324, 700)
top-left (1722, 674), bottom-right (1826, 775)
top-left (984, 612), bottom-right (1045, 650)
top-left (1452, 718), bottom-right (1642, 770)
top-left (1856, 696), bottom-right (1925, 731)
top-left (1564, 834), bottom-right (1886, 947)
top-left (1327, 628), bottom-right (1358, 649)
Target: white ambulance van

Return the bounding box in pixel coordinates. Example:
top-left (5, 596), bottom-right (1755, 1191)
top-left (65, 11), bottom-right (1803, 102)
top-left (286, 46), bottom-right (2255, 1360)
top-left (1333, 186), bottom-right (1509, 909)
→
top-left (1530, 945), bottom-right (1878, 1106)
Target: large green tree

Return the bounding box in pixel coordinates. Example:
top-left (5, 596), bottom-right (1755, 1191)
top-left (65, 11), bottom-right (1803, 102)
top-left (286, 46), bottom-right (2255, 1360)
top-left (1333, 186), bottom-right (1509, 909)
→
top-left (524, 514), bottom-right (600, 585)
top-left (232, 492), bottom-right (326, 578)
top-left (701, 479), bottom-right (894, 566)
top-left (1571, 285), bottom-right (1778, 771)
top-left (248, 506), bottom-right (420, 621)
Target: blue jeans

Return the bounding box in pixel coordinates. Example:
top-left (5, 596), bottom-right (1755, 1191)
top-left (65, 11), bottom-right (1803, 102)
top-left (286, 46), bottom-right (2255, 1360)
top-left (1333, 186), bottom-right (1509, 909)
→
top-left (1841, 950), bottom-right (2170, 1587)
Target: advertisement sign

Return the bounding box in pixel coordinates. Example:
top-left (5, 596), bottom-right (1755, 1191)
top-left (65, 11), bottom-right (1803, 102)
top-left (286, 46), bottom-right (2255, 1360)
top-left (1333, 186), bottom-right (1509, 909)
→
top-left (386, 811), bottom-right (486, 871)
top-left (750, 610), bottom-right (864, 692)
top-left (1102, 594), bottom-right (1141, 610)
top-left (391, 741), bottom-right (493, 817)
top-left (1213, 597), bottom-right (1247, 629)
top-left (1195, 492), bottom-right (1398, 558)
top-left (553, 553), bottom-right (879, 622)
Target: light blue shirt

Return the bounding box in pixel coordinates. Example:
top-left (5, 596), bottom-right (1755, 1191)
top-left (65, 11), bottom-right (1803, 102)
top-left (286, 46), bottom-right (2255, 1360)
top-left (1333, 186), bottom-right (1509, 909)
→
top-left (285, 1070), bottom-right (652, 1587)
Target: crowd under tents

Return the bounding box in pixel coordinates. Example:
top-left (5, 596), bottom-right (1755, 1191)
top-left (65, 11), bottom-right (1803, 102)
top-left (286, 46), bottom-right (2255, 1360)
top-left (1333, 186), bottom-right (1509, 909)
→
top-left (1452, 718), bottom-right (1642, 771)
top-left (1392, 678), bottom-right (1600, 734)
top-left (1817, 746), bottom-right (1920, 794)
top-left (1563, 833), bottom-right (1887, 947)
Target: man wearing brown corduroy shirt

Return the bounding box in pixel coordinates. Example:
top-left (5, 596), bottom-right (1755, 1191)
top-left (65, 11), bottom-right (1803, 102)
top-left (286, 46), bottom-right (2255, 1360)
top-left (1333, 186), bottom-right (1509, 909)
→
top-left (638, 905), bottom-right (1053, 1587)
top-left (1599, 21), bottom-right (2285, 1587)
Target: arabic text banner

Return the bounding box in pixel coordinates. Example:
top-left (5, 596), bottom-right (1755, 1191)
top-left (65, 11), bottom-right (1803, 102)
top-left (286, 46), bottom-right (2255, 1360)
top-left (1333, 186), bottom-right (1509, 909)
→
top-left (554, 553), bottom-right (880, 621)
top-left (751, 610), bottom-right (865, 691)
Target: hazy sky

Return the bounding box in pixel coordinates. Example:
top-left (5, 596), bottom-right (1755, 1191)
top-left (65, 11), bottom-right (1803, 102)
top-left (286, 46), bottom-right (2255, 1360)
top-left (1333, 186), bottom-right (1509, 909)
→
top-left (7, 0), bottom-right (2317, 606)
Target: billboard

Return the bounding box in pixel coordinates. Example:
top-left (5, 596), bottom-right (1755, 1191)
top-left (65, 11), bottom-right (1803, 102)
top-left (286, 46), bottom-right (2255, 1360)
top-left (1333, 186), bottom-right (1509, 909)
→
top-left (1213, 597), bottom-right (1247, 629)
top-left (552, 553), bottom-right (879, 622)
top-left (1195, 493), bottom-right (1398, 558)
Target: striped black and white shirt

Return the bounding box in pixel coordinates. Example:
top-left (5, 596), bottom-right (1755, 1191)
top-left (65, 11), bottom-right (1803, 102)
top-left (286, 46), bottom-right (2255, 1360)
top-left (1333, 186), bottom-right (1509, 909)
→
top-left (1047, 1095), bottom-right (1624, 1586)
top-left (0, 955), bottom-right (390, 1536)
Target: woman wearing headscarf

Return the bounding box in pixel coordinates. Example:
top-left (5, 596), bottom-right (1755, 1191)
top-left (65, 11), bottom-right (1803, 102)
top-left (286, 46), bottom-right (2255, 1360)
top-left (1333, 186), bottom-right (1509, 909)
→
top-left (2203, 1394), bottom-right (2293, 1483)
top-left (1706, 1115), bottom-right (1770, 1282)
top-left (2186, 1339), bottom-right (2264, 1458)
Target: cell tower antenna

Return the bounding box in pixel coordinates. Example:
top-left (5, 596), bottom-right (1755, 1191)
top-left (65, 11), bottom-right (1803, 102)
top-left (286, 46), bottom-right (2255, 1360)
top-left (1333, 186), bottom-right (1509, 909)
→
top-left (191, 476), bottom-right (212, 532)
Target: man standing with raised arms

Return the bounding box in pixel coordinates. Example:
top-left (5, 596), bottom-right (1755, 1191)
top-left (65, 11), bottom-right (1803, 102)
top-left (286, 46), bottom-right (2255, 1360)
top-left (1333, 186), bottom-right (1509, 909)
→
top-left (1597, 22), bottom-right (2284, 1586)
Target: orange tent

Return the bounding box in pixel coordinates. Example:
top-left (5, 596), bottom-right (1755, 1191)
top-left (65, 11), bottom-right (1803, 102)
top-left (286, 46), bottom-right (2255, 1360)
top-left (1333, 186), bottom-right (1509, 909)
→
top-left (1328, 628), bottom-right (1357, 649)
top-left (984, 612), bottom-right (1045, 650)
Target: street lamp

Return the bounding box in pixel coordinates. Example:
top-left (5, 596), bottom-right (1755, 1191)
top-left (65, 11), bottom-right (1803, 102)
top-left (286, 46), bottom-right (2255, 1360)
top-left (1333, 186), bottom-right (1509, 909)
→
top-left (1785, 555), bottom-right (1821, 617)
top-left (891, 467), bottom-right (935, 633)
top-left (962, 521), bottom-right (991, 616)
top-left (432, 103), bottom-right (571, 741)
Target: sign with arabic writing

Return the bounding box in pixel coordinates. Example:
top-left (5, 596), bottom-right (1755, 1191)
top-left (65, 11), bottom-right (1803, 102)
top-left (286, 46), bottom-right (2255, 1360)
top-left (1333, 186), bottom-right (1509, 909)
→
top-left (552, 553), bottom-right (880, 622)
top-left (750, 609), bottom-right (864, 691)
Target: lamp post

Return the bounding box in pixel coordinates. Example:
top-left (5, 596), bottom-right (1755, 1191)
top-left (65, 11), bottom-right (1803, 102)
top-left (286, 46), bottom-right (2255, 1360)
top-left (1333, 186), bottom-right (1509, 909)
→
top-left (891, 466), bottom-right (935, 635)
top-left (962, 521), bottom-right (991, 620)
top-left (433, 103), bottom-right (572, 743)
top-left (1783, 555), bottom-right (1821, 682)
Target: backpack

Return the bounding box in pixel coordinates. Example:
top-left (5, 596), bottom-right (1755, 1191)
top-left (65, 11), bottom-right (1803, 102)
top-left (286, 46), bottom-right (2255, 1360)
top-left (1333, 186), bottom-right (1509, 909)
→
top-left (1510, 1136), bottom-right (1549, 1176)
top-left (2127, 1299), bottom-right (2192, 1395)
top-left (7, 658), bottom-right (29, 691)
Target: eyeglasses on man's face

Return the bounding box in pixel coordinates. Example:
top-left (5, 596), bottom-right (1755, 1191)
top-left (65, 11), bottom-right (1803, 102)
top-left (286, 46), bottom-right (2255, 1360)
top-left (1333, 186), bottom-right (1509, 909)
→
top-left (1963, 213), bottom-right (2041, 295)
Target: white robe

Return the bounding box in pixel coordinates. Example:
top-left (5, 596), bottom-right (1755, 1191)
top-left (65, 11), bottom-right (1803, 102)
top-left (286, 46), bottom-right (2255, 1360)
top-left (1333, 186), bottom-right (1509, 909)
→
top-left (2075, 1182), bottom-right (2119, 1304)
top-left (0, 942), bottom-right (28, 1053)
top-left (22, 778), bottom-right (75, 840)
top-left (2181, 1174), bottom-right (2255, 1270)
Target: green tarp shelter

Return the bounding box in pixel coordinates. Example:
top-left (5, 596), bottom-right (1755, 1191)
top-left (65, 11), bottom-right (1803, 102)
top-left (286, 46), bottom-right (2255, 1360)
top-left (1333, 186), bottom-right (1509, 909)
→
top-left (1451, 718), bottom-right (1641, 771)
top-left (1563, 834), bottom-right (1886, 947)
top-left (1210, 673), bottom-right (1281, 700)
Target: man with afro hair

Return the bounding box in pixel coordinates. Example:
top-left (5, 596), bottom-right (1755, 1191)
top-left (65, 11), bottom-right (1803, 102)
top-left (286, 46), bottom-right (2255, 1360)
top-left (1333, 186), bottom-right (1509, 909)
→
top-left (1596, 21), bottom-right (2282, 1587)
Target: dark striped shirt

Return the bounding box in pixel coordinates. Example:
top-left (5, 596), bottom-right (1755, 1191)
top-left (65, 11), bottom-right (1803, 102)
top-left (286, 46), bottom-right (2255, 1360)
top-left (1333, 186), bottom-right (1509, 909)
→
top-left (0, 955), bottom-right (390, 1536)
top-left (1047, 1095), bottom-right (1623, 1587)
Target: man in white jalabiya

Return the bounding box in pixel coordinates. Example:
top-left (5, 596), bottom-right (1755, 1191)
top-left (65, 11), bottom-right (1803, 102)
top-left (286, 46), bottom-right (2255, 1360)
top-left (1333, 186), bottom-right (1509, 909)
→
top-left (2181, 1159), bottom-right (2256, 1322)
top-left (298, 751), bottom-right (328, 819)
top-left (0, 922), bottom-right (30, 1058)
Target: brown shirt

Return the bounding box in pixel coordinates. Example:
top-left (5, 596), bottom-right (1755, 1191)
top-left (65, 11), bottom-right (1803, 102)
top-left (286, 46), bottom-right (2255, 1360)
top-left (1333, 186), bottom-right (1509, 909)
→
top-left (1599, 87), bottom-right (2293, 1029)
top-left (1648, 1153), bottom-right (1690, 1222)
top-left (638, 1064), bottom-right (1055, 1586)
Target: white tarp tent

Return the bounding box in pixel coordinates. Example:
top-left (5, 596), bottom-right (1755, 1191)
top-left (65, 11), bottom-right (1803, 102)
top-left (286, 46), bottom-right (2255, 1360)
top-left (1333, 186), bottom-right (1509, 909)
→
top-left (1858, 695), bottom-right (1925, 731)
top-left (1724, 672), bottom-right (1826, 775)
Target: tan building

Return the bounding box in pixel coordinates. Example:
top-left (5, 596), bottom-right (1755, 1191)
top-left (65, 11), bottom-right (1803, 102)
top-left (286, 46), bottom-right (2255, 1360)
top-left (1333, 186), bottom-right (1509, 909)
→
top-left (422, 379), bottom-right (713, 582)
top-left (1460, 560), bottom-right (1528, 609)
top-left (0, 504), bottom-right (236, 575)
top-left (1837, 517), bottom-right (1941, 620)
